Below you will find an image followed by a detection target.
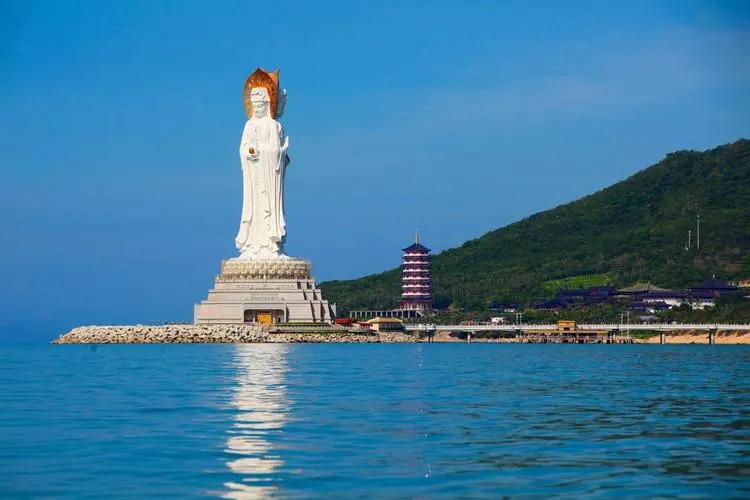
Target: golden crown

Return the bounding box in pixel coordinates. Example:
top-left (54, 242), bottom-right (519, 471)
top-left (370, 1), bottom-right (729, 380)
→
top-left (243, 68), bottom-right (279, 119)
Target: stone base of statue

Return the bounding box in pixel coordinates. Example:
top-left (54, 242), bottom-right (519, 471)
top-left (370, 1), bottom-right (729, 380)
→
top-left (193, 258), bottom-right (336, 325)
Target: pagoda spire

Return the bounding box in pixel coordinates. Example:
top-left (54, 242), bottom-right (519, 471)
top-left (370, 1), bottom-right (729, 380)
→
top-left (415, 230), bottom-right (420, 244)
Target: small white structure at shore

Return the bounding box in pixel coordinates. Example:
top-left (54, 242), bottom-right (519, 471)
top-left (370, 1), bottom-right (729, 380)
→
top-left (365, 317), bottom-right (404, 332)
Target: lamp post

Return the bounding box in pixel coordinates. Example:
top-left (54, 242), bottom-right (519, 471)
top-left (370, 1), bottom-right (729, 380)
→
top-left (626, 311), bottom-right (631, 340)
top-left (515, 312), bottom-right (524, 339)
top-left (697, 215), bottom-right (700, 251)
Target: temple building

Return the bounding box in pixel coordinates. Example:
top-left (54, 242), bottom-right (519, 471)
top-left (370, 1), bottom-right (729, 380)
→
top-left (400, 233), bottom-right (433, 311)
top-left (349, 233), bottom-right (433, 319)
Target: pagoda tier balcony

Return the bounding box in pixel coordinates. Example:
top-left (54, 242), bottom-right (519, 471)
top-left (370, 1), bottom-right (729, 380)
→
top-left (400, 303), bottom-right (433, 310)
top-left (402, 292), bottom-right (432, 297)
top-left (403, 252), bottom-right (430, 257)
top-left (403, 283), bottom-right (431, 288)
top-left (402, 276), bottom-right (431, 281)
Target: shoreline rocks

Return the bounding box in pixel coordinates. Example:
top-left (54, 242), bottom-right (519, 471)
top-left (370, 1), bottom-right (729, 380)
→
top-left (51, 325), bottom-right (750, 345)
top-left (51, 325), bottom-right (419, 344)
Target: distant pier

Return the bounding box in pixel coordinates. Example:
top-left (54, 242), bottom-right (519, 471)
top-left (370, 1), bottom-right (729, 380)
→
top-left (406, 321), bottom-right (750, 344)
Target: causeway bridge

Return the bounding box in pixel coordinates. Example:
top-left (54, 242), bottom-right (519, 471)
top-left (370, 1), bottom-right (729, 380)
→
top-left (404, 323), bottom-right (750, 333)
top-left (404, 322), bottom-right (750, 344)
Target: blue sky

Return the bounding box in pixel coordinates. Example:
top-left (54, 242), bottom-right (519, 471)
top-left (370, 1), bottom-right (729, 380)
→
top-left (1, 1), bottom-right (749, 340)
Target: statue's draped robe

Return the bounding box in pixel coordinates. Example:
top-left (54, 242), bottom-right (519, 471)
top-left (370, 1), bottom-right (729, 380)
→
top-left (235, 117), bottom-right (288, 258)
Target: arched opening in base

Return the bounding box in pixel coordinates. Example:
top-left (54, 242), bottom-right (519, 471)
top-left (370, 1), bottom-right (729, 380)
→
top-left (243, 309), bottom-right (285, 325)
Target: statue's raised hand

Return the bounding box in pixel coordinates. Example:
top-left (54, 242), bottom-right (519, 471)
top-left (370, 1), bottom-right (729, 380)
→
top-left (248, 146), bottom-right (260, 162)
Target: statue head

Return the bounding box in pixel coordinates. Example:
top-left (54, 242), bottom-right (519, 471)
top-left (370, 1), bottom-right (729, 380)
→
top-left (250, 87), bottom-right (270, 118)
top-left (244, 68), bottom-right (280, 119)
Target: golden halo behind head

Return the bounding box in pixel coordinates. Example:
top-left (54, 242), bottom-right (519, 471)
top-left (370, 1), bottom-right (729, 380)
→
top-left (244, 68), bottom-right (279, 119)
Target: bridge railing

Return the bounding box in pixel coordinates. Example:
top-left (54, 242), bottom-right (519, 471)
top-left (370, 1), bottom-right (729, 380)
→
top-left (404, 323), bottom-right (750, 331)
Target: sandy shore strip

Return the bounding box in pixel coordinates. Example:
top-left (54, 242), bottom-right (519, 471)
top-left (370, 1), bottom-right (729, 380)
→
top-left (641, 331), bottom-right (750, 344)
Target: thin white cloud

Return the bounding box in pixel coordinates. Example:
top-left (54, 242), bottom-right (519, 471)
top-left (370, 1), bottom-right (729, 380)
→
top-left (380, 27), bottom-right (750, 132)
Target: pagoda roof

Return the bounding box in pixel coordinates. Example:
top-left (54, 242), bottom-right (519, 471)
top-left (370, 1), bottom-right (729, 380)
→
top-left (628, 301), bottom-right (671, 310)
top-left (690, 289), bottom-right (721, 299)
top-left (690, 278), bottom-right (738, 291)
top-left (366, 317), bottom-right (404, 324)
top-left (643, 290), bottom-right (686, 299)
top-left (402, 242), bottom-right (431, 253)
top-left (532, 299), bottom-right (569, 310)
top-left (618, 283), bottom-right (670, 293)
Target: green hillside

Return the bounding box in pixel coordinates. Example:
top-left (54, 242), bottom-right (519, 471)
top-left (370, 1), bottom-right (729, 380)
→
top-left (322, 140), bottom-right (750, 314)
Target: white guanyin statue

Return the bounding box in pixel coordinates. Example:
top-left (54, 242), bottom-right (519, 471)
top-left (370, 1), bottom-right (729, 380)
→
top-left (235, 68), bottom-right (291, 260)
top-left (194, 68), bottom-right (329, 324)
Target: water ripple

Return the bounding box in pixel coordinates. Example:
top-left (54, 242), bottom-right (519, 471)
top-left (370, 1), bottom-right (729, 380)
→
top-left (223, 345), bottom-right (289, 499)
top-left (0, 344), bottom-right (748, 497)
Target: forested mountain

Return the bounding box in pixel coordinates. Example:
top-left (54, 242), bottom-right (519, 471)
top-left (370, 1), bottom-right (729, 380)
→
top-left (321, 140), bottom-right (750, 314)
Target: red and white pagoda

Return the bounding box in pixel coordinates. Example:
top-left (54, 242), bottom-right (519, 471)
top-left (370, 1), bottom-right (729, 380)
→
top-left (400, 233), bottom-right (433, 311)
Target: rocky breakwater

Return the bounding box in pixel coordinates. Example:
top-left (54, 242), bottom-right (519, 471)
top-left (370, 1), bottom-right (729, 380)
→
top-left (51, 325), bottom-right (419, 344)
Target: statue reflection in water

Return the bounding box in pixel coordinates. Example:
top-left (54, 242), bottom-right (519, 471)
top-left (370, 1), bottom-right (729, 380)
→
top-left (224, 345), bottom-right (289, 499)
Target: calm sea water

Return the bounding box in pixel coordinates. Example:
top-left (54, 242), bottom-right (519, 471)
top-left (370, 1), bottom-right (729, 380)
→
top-left (1, 343), bottom-right (748, 498)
